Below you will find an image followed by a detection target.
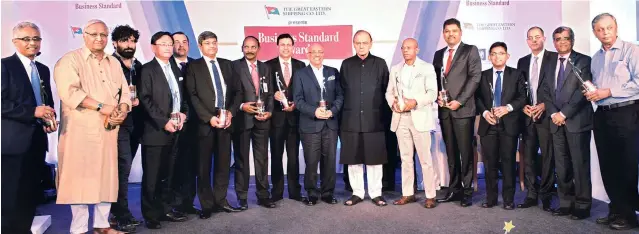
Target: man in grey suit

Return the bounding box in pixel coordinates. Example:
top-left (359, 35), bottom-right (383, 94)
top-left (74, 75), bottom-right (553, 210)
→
top-left (432, 18), bottom-right (482, 207)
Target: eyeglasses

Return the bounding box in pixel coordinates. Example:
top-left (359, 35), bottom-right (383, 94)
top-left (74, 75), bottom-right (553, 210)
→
top-left (154, 43), bottom-right (174, 47)
top-left (201, 41), bottom-right (217, 46)
top-left (490, 52), bottom-right (507, 56)
top-left (309, 51), bottom-right (324, 55)
top-left (85, 32), bottom-right (108, 39)
top-left (13, 37), bottom-right (42, 42)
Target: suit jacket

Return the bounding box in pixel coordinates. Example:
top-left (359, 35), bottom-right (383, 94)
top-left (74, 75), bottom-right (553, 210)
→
top-left (170, 56), bottom-right (195, 120)
top-left (293, 65), bottom-right (343, 134)
top-left (386, 58), bottom-right (438, 132)
top-left (517, 50), bottom-right (556, 128)
top-left (265, 57), bottom-right (305, 128)
top-left (231, 58), bottom-right (274, 131)
top-left (539, 51), bottom-right (593, 133)
top-left (139, 58), bottom-right (189, 146)
top-left (476, 66), bottom-right (527, 137)
top-left (185, 57), bottom-right (242, 136)
top-left (1, 53), bottom-right (54, 154)
top-left (432, 42), bottom-right (482, 119)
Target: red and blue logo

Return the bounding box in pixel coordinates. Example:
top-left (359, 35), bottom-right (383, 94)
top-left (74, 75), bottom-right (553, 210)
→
top-left (70, 26), bottom-right (82, 38)
top-left (265, 5), bottom-right (280, 19)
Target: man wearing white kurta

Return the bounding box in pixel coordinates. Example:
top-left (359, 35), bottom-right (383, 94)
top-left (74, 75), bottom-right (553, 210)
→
top-left (386, 38), bottom-right (439, 208)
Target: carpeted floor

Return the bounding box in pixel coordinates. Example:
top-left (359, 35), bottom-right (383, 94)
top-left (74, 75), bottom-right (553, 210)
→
top-left (39, 173), bottom-right (638, 234)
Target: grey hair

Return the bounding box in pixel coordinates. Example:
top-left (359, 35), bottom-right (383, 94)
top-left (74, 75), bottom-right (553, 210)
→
top-left (552, 26), bottom-right (575, 46)
top-left (591, 13), bottom-right (617, 30)
top-left (197, 31), bottom-right (218, 45)
top-left (83, 19), bottom-right (107, 32)
top-left (12, 21), bottom-right (40, 38)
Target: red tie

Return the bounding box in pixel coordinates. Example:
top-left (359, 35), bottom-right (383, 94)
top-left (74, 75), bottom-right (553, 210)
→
top-left (283, 61), bottom-right (291, 86)
top-left (444, 48), bottom-right (454, 76)
top-left (251, 63), bottom-right (259, 95)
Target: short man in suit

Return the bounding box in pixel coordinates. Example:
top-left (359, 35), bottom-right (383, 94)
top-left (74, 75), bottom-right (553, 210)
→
top-left (539, 26), bottom-right (594, 220)
top-left (108, 24), bottom-right (143, 233)
top-left (1, 21), bottom-right (56, 234)
top-left (138, 31), bottom-right (189, 229)
top-left (293, 43), bottom-right (343, 206)
top-left (516, 26), bottom-right (556, 211)
top-left (433, 18), bottom-right (482, 207)
top-left (231, 36), bottom-right (276, 209)
top-left (476, 42), bottom-right (527, 210)
top-left (185, 31), bottom-right (243, 219)
top-left (266, 33), bottom-right (306, 202)
top-left (170, 31), bottom-right (200, 215)
top-left (386, 38), bottom-right (439, 208)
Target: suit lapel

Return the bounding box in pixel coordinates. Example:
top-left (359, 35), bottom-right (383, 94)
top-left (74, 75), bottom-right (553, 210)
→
top-left (241, 59), bottom-right (256, 91)
top-left (558, 54), bottom-right (573, 93)
top-left (199, 59), bottom-right (216, 93)
top-left (274, 58), bottom-right (288, 89)
top-left (502, 68), bottom-right (514, 105)
top-left (306, 66), bottom-right (321, 90)
top-left (448, 42), bottom-right (465, 73)
top-left (11, 54), bottom-right (37, 104)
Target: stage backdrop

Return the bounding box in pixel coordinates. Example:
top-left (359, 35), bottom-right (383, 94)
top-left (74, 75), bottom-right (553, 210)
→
top-left (2, 0), bottom-right (637, 202)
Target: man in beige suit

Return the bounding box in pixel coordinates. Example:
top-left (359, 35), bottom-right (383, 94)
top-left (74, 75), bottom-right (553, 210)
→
top-left (386, 38), bottom-right (439, 208)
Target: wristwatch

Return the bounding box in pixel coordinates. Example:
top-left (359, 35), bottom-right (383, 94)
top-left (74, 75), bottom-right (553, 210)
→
top-left (97, 103), bottom-right (103, 111)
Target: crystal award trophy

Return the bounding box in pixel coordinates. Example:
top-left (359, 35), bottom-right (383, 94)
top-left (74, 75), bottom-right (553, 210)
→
top-left (439, 67), bottom-right (450, 106)
top-left (275, 72), bottom-right (290, 109)
top-left (105, 88), bottom-right (123, 130)
top-left (395, 72), bottom-right (405, 111)
top-left (567, 57), bottom-right (597, 92)
top-left (319, 81), bottom-right (327, 112)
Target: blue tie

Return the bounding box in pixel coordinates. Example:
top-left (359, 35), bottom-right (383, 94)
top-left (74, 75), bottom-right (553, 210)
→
top-left (494, 71), bottom-right (502, 107)
top-left (555, 58), bottom-right (566, 103)
top-left (30, 61), bottom-right (42, 106)
top-left (210, 60), bottom-right (224, 108)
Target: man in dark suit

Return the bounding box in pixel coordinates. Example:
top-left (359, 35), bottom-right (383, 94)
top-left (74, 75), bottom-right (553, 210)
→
top-left (476, 42), bottom-right (527, 210)
top-left (516, 26), bottom-right (556, 211)
top-left (185, 31), bottom-right (243, 219)
top-left (266, 33), bottom-right (306, 202)
top-left (1, 22), bottom-right (56, 234)
top-left (138, 31), bottom-right (189, 229)
top-left (293, 43), bottom-right (343, 206)
top-left (539, 26), bottom-right (593, 220)
top-left (432, 18), bottom-right (482, 206)
top-left (231, 36), bottom-right (276, 209)
top-left (169, 31), bottom-right (199, 215)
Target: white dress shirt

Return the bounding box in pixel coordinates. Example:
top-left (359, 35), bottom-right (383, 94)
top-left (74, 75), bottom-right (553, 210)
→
top-left (155, 57), bottom-right (181, 113)
top-left (482, 68), bottom-right (513, 118)
top-left (528, 49), bottom-right (545, 104)
top-left (174, 57), bottom-right (188, 70)
top-left (442, 41), bottom-right (462, 72)
top-left (399, 64), bottom-right (414, 98)
top-left (17, 52), bottom-right (36, 85)
top-left (204, 56), bottom-right (227, 108)
top-left (311, 65), bottom-right (325, 89)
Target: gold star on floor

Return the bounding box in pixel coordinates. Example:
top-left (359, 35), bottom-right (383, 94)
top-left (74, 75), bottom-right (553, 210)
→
top-left (503, 220), bottom-right (516, 233)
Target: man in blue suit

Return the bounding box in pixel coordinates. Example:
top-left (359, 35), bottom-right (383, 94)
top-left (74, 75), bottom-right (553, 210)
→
top-left (293, 43), bottom-right (344, 206)
top-left (1, 22), bottom-right (56, 234)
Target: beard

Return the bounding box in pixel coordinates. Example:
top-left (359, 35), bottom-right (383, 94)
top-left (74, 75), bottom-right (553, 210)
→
top-left (117, 46), bottom-right (136, 59)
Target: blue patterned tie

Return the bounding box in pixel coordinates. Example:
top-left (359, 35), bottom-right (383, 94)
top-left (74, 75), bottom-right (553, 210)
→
top-left (555, 58), bottom-right (566, 103)
top-left (494, 71), bottom-right (502, 107)
top-left (210, 60), bottom-right (224, 108)
top-left (30, 61), bottom-right (42, 106)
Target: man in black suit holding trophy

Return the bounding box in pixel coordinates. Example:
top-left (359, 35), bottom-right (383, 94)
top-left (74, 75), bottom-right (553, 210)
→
top-left (231, 36), bottom-right (276, 209)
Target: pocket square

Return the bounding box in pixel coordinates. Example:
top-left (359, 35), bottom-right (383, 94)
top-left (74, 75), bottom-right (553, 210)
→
top-left (179, 77), bottom-right (184, 81)
top-left (327, 75), bottom-right (335, 81)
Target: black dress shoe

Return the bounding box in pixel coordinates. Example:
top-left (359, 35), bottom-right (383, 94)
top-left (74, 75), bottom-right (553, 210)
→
top-left (321, 196), bottom-right (338, 204)
top-left (289, 196), bottom-right (305, 202)
top-left (481, 202), bottom-right (496, 208)
top-left (239, 199), bottom-right (248, 210)
top-left (175, 206), bottom-right (198, 214)
top-left (198, 209), bottom-right (212, 219)
top-left (503, 203), bottom-right (515, 210)
top-left (145, 221), bottom-right (161, 229)
top-left (570, 213), bottom-right (589, 220)
top-left (516, 198), bottom-right (537, 208)
top-left (113, 220), bottom-right (137, 233)
top-left (610, 218), bottom-right (638, 230)
top-left (551, 208), bottom-right (571, 216)
top-left (159, 211), bottom-right (188, 222)
top-left (460, 196), bottom-right (472, 207)
top-left (437, 192), bottom-right (461, 203)
top-left (215, 203), bottom-right (242, 213)
top-left (257, 198), bottom-right (276, 208)
top-left (303, 196), bottom-right (318, 206)
top-left (596, 214), bottom-right (619, 225)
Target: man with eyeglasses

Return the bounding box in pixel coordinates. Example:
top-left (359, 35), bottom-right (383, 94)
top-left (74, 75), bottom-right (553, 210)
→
top-left (107, 24), bottom-right (142, 233)
top-left (265, 33), bottom-right (307, 203)
top-left (539, 26), bottom-right (593, 220)
top-left (587, 13), bottom-right (639, 230)
top-left (54, 19), bottom-right (131, 234)
top-left (475, 42), bottom-right (526, 210)
top-left (516, 26), bottom-right (556, 212)
top-left (138, 31), bottom-right (189, 229)
top-left (169, 31), bottom-right (199, 215)
top-left (2, 21), bottom-right (56, 234)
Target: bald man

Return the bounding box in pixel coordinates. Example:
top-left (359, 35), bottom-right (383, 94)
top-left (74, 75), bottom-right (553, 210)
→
top-left (293, 43), bottom-right (343, 205)
top-left (386, 39), bottom-right (439, 208)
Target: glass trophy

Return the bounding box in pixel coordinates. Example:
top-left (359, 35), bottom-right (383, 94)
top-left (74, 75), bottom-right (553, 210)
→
top-left (567, 58), bottom-right (597, 92)
top-left (395, 72), bottom-right (405, 111)
top-left (170, 112), bottom-right (181, 126)
top-left (39, 79), bottom-right (57, 129)
top-left (105, 88), bottom-right (123, 130)
top-left (275, 72), bottom-right (290, 109)
top-left (129, 85), bottom-right (136, 101)
top-left (491, 107), bottom-right (500, 124)
top-left (319, 83), bottom-right (327, 112)
top-left (439, 67), bottom-right (450, 106)
top-left (217, 109), bottom-right (227, 128)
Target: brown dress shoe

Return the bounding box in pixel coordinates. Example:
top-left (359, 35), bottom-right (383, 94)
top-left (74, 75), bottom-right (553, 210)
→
top-left (424, 198), bottom-right (437, 209)
top-left (393, 195), bottom-right (416, 205)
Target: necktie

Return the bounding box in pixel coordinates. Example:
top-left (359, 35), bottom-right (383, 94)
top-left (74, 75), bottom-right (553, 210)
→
top-left (555, 57), bottom-right (566, 103)
top-left (283, 61), bottom-right (291, 86)
top-left (250, 63), bottom-right (259, 95)
top-left (444, 48), bottom-right (454, 76)
top-left (210, 60), bottom-right (224, 108)
top-left (164, 64), bottom-right (180, 112)
top-left (530, 56), bottom-right (539, 104)
top-left (30, 61), bottom-right (42, 106)
top-left (179, 62), bottom-right (186, 75)
top-left (494, 71), bottom-right (502, 107)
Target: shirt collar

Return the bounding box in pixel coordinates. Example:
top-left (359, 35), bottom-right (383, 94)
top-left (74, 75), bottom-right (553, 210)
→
top-left (558, 52), bottom-right (571, 60)
top-left (81, 46), bottom-right (109, 61)
top-left (16, 52), bottom-right (33, 67)
top-left (494, 67), bottom-right (505, 74)
top-left (174, 56), bottom-right (189, 64)
top-left (246, 58), bottom-right (257, 68)
top-left (600, 37), bottom-right (624, 53)
top-left (531, 49), bottom-right (545, 59)
top-left (155, 57), bottom-right (170, 67)
top-left (311, 64), bottom-right (323, 72)
top-left (279, 57), bottom-right (291, 64)
top-left (203, 56), bottom-right (218, 64)
top-left (448, 41), bottom-right (462, 51)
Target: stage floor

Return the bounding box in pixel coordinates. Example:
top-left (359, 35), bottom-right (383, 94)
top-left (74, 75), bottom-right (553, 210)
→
top-left (37, 173), bottom-right (637, 233)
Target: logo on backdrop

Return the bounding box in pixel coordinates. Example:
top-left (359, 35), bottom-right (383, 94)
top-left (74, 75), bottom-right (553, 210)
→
top-left (264, 5), bottom-right (332, 19)
top-left (465, 0), bottom-right (510, 6)
top-left (478, 48), bottom-right (487, 61)
top-left (74, 2), bottom-right (123, 10)
top-left (244, 25), bottom-right (352, 60)
top-left (70, 26), bottom-right (82, 38)
top-left (463, 22), bottom-right (515, 31)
